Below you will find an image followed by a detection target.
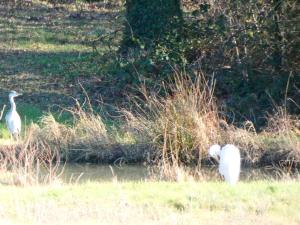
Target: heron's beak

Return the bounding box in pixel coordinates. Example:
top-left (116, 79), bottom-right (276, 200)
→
top-left (16, 93), bottom-right (22, 97)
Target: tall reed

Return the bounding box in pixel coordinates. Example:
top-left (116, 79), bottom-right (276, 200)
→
top-left (123, 72), bottom-right (220, 177)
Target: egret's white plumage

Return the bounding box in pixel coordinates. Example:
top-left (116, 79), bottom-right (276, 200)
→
top-left (5, 91), bottom-right (22, 139)
top-left (209, 144), bottom-right (241, 185)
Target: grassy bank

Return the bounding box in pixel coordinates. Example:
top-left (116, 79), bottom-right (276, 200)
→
top-left (10, 74), bottom-right (297, 169)
top-left (0, 99), bottom-right (299, 185)
top-left (0, 73), bottom-right (299, 185)
top-left (0, 181), bottom-right (299, 225)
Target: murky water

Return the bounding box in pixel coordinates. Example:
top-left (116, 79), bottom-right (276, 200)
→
top-left (60, 164), bottom-right (150, 183)
top-left (58, 163), bottom-right (299, 183)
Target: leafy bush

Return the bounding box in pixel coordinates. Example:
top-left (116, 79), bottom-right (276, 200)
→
top-left (182, 0), bottom-right (300, 123)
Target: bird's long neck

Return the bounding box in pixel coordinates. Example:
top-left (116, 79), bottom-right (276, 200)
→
top-left (9, 97), bottom-right (16, 111)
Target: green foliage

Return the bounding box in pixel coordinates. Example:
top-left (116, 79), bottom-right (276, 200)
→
top-left (123, 0), bottom-right (182, 48)
top-left (169, 0), bottom-right (299, 124)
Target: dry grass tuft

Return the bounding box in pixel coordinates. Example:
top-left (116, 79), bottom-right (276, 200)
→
top-left (0, 126), bottom-right (61, 186)
top-left (259, 108), bottom-right (300, 169)
top-left (36, 102), bottom-right (108, 147)
top-left (69, 102), bottom-right (108, 147)
top-left (32, 101), bottom-right (111, 162)
top-left (38, 113), bottom-right (70, 148)
top-left (220, 121), bottom-right (263, 166)
top-left (219, 107), bottom-right (300, 168)
top-left (123, 73), bottom-right (300, 175)
top-left (123, 72), bottom-right (221, 173)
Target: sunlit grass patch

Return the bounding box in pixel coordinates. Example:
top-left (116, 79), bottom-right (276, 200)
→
top-left (0, 103), bottom-right (43, 138)
top-left (15, 42), bottom-right (91, 52)
top-left (4, 22), bottom-right (93, 52)
top-left (0, 1), bottom-right (118, 80)
top-left (0, 104), bottom-right (73, 142)
top-left (18, 103), bottom-right (44, 124)
top-left (0, 123), bottom-right (10, 140)
top-left (0, 181), bottom-right (299, 225)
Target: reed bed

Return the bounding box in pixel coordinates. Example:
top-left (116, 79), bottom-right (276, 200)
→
top-left (0, 73), bottom-right (299, 184)
top-left (121, 72), bottom-right (300, 179)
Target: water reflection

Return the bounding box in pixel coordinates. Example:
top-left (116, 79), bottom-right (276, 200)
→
top-left (60, 164), bottom-right (150, 183)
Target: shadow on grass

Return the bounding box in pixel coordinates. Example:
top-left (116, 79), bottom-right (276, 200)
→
top-left (0, 2), bottom-right (119, 48)
top-left (0, 50), bottom-right (101, 77)
top-left (0, 48), bottom-right (124, 112)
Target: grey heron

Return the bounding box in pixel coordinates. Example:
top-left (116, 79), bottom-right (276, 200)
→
top-left (209, 144), bottom-right (241, 185)
top-left (5, 91), bottom-right (22, 139)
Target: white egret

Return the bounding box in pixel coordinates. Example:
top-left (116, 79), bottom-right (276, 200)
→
top-left (5, 91), bottom-right (22, 139)
top-left (209, 144), bottom-right (241, 185)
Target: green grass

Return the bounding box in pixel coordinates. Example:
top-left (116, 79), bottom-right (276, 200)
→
top-left (0, 103), bottom-right (69, 140)
top-left (0, 1), bottom-right (125, 137)
top-left (0, 1), bottom-right (122, 113)
top-left (18, 103), bottom-right (44, 123)
top-left (0, 123), bottom-right (10, 139)
top-left (0, 181), bottom-right (299, 225)
top-left (0, 104), bottom-right (43, 139)
top-left (0, 103), bottom-right (123, 145)
top-left (0, 15), bottom-right (108, 79)
top-left (0, 1), bottom-right (125, 127)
